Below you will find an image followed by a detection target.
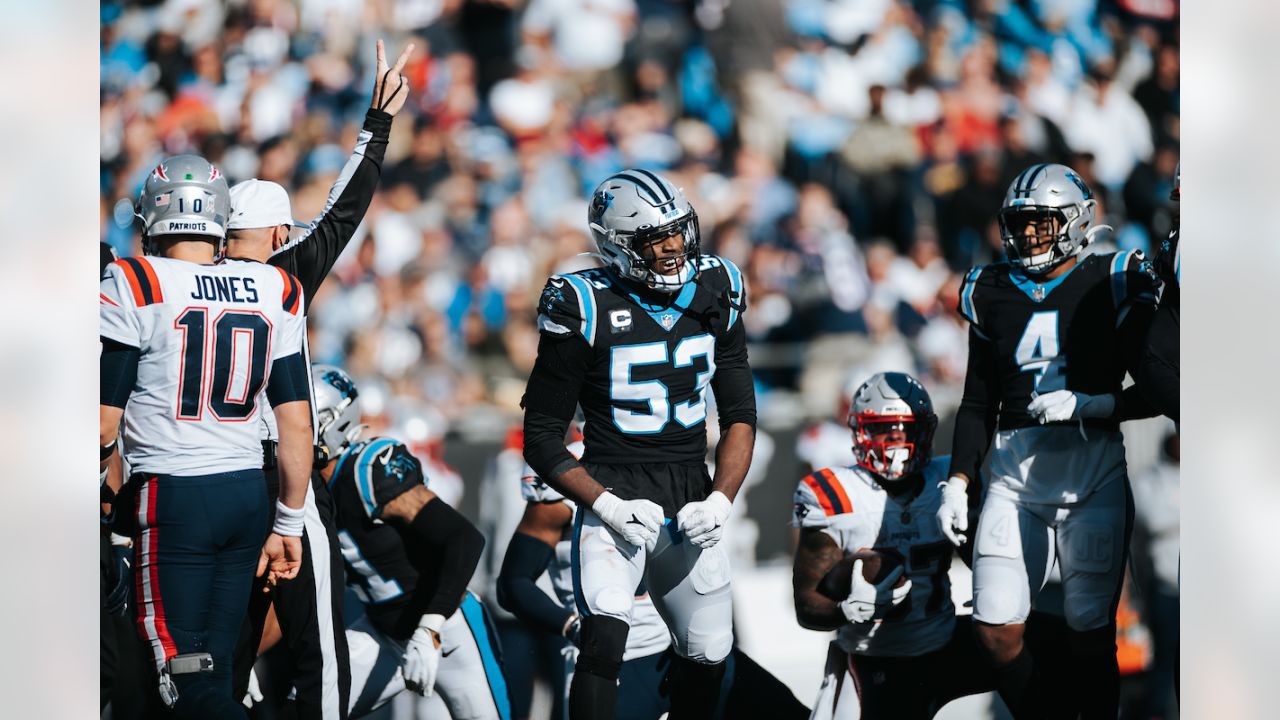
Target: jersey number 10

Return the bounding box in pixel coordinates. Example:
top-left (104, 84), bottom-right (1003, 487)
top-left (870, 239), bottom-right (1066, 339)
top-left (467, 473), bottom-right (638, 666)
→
top-left (175, 308), bottom-right (272, 421)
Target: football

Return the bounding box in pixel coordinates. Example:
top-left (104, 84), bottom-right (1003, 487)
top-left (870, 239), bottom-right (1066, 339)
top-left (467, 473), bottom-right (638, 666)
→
top-left (816, 548), bottom-right (906, 602)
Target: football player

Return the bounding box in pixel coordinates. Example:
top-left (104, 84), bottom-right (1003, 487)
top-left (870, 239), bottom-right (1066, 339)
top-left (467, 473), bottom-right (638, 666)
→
top-left (1132, 163), bottom-right (1179, 424)
top-left (311, 366), bottom-right (511, 719)
top-left (100, 154), bottom-right (312, 717)
top-left (500, 437), bottom-right (810, 720)
top-left (224, 38), bottom-right (413, 719)
top-left (522, 170), bottom-right (757, 719)
top-left (937, 163), bottom-right (1159, 718)
top-left (792, 372), bottom-right (989, 719)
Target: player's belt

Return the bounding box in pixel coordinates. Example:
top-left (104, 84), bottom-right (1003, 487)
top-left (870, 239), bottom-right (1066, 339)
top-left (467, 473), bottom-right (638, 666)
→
top-left (262, 440), bottom-right (278, 470)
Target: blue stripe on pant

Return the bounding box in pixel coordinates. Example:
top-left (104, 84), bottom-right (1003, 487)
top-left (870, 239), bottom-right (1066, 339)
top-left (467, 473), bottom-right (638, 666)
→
top-left (460, 592), bottom-right (514, 720)
top-left (135, 469), bottom-right (268, 718)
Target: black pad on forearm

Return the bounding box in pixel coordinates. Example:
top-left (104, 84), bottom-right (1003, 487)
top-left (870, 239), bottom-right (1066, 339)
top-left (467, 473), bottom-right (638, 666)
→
top-left (408, 498), bottom-right (486, 618)
top-left (497, 532), bottom-right (573, 635)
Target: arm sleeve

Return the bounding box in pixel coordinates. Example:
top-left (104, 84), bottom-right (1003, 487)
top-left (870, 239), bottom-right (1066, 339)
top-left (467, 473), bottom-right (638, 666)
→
top-left (406, 498), bottom-right (486, 618)
top-left (948, 326), bottom-right (1000, 481)
top-left (496, 532), bottom-right (574, 635)
top-left (270, 109), bottom-right (392, 305)
top-left (100, 339), bottom-right (139, 408)
top-left (266, 352), bottom-right (310, 406)
top-left (522, 333), bottom-right (591, 481)
top-left (711, 316), bottom-right (757, 431)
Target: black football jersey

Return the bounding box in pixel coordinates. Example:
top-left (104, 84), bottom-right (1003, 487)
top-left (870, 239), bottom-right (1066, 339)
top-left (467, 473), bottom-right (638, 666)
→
top-left (535, 255), bottom-right (752, 466)
top-left (330, 436), bottom-right (431, 639)
top-left (1154, 228), bottom-right (1179, 310)
top-left (957, 251), bottom-right (1157, 430)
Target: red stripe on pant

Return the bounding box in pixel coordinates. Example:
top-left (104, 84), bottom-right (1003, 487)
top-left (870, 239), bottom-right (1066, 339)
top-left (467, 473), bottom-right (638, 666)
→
top-left (134, 476), bottom-right (178, 668)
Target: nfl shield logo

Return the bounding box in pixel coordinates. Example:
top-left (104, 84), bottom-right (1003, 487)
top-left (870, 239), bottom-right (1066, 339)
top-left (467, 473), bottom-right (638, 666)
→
top-left (659, 313), bottom-right (676, 330)
top-left (1033, 285), bottom-right (1045, 302)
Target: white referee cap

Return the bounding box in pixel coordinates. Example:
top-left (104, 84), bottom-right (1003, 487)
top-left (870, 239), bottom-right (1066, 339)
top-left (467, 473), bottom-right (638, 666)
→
top-left (228, 179), bottom-right (305, 230)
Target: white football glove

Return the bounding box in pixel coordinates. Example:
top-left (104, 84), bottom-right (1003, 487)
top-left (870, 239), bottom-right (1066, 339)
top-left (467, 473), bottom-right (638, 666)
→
top-left (937, 477), bottom-right (969, 547)
top-left (402, 614), bottom-right (444, 696)
top-left (1026, 390), bottom-right (1116, 424)
top-left (592, 491), bottom-right (665, 550)
top-left (676, 491), bottom-right (732, 549)
top-left (242, 666), bottom-right (263, 709)
top-left (840, 561), bottom-right (912, 624)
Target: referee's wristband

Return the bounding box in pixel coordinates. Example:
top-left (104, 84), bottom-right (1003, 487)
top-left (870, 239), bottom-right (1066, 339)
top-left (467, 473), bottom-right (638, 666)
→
top-left (273, 501), bottom-right (306, 537)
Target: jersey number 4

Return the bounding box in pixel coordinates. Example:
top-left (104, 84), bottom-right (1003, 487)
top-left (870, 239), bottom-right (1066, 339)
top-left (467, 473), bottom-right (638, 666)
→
top-left (175, 308), bottom-right (272, 421)
top-left (611, 334), bottom-right (716, 434)
top-left (1015, 311), bottom-right (1065, 392)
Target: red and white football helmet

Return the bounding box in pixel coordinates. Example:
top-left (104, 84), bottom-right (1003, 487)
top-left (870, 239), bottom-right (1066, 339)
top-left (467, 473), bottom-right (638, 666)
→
top-left (848, 372), bottom-right (938, 481)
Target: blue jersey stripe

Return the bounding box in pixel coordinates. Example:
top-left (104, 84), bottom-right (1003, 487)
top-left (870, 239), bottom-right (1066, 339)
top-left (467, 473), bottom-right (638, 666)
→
top-left (570, 509), bottom-right (590, 617)
top-left (559, 274), bottom-right (596, 346)
top-left (354, 438), bottom-right (398, 517)
top-left (1110, 250), bottom-right (1134, 308)
top-left (723, 257), bottom-right (744, 329)
top-left (460, 592), bottom-right (514, 720)
top-left (960, 267), bottom-right (982, 324)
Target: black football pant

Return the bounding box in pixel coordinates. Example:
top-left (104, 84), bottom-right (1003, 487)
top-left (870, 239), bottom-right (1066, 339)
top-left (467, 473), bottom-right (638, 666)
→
top-left (131, 470), bottom-right (268, 719)
top-left (836, 616), bottom-right (990, 719)
top-left (232, 466), bottom-right (351, 720)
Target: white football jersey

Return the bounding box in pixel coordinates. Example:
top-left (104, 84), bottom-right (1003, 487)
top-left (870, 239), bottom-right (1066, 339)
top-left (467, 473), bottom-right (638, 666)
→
top-left (793, 458), bottom-right (955, 658)
top-left (520, 442), bottom-right (672, 661)
top-left (101, 256), bottom-right (306, 476)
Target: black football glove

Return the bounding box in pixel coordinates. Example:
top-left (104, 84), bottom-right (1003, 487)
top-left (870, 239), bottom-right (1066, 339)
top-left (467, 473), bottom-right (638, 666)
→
top-left (104, 535), bottom-right (133, 618)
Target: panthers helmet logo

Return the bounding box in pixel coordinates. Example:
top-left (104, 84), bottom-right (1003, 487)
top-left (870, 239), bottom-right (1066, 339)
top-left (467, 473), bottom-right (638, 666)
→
top-left (323, 370), bottom-right (358, 400)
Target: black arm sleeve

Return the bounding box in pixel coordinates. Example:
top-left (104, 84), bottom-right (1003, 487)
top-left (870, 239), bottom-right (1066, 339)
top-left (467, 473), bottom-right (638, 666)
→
top-left (269, 109), bottom-right (392, 305)
top-left (496, 532), bottom-right (574, 635)
top-left (406, 498), bottom-right (486, 618)
top-left (949, 327), bottom-right (1000, 481)
top-left (100, 339), bottom-right (139, 408)
top-left (266, 352), bottom-right (311, 406)
top-left (522, 333), bottom-right (591, 480)
top-left (710, 318), bottom-right (757, 431)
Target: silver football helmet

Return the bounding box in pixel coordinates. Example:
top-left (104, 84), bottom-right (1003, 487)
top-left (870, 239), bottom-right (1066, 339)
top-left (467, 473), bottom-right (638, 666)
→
top-left (137, 155), bottom-right (231, 252)
top-left (312, 364), bottom-right (364, 462)
top-left (587, 169), bottom-right (701, 293)
top-left (847, 372), bottom-right (938, 482)
top-left (998, 163), bottom-right (1110, 274)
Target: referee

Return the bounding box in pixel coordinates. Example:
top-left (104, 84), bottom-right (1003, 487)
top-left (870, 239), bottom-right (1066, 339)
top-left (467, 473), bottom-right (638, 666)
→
top-left (224, 39), bottom-right (414, 720)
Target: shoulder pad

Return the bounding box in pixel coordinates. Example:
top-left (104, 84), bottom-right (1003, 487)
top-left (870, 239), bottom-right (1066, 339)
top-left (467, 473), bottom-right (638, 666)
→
top-left (793, 468), bottom-right (854, 529)
top-left (957, 265), bottom-right (991, 330)
top-left (696, 255), bottom-right (747, 329)
top-left (110, 257), bottom-right (165, 307)
top-left (1107, 250), bottom-right (1158, 309)
top-left (537, 272), bottom-right (604, 345)
top-left (346, 437), bottom-right (425, 519)
top-left (272, 265), bottom-right (303, 315)
top-left (519, 467), bottom-right (566, 503)
top-left (518, 439), bottom-right (581, 503)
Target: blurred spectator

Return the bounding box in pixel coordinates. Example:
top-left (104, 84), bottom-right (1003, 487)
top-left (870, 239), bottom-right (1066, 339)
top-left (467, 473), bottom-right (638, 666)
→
top-left (1064, 64), bottom-right (1154, 191)
top-left (836, 84), bottom-right (921, 250)
top-left (99, 0), bottom-right (1175, 433)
